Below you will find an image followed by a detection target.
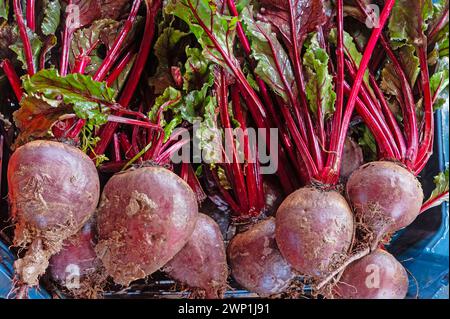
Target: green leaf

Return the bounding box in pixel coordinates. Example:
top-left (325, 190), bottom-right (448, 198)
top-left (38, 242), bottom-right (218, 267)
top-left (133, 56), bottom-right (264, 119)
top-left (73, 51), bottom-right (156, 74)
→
top-left (357, 124), bottom-right (377, 162)
top-left (428, 0), bottom-right (449, 61)
top-left (149, 46), bottom-right (216, 142)
top-left (165, 0), bottom-right (239, 73)
top-left (380, 45), bottom-right (421, 110)
top-left (40, 35), bottom-right (58, 69)
top-left (149, 27), bottom-right (189, 94)
top-left (195, 95), bottom-right (221, 164)
top-left (235, 0), bottom-right (251, 13)
top-left (303, 33), bottom-right (335, 118)
top-left (22, 68), bottom-right (116, 127)
top-left (42, 0), bottom-right (61, 36)
top-left (70, 19), bottom-right (121, 75)
top-left (0, 24), bottom-right (18, 61)
top-left (0, 0), bottom-right (8, 20)
top-left (183, 47), bottom-right (212, 92)
top-left (398, 45), bottom-right (421, 88)
top-left (388, 0), bottom-right (433, 49)
top-left (9, 27), bottom-right (42, 72)
top-left (423, 167), bottom-right (449, 211)
top-left (13, 95), bottom-right (73, 146)
top-left (150, 86), bottom-right (183, 137)
top-left (430, 57), bottom-right (449, 110)
top-left (240, 7), bottom-right (296, 103)
top-left (258, 0), bottom-right (328, 56)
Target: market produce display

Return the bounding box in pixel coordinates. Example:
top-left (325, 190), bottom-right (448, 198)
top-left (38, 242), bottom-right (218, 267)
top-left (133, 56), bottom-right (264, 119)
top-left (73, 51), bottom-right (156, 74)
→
top-left (0, 0), bottom-right (448, 299)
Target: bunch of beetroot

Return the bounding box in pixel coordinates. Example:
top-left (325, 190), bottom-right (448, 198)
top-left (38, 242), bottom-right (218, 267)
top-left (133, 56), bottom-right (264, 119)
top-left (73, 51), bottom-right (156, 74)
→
top-left (1, 0), bottom-right (229, 299)
top-left (162, 0), bottom-right (449, 299)
top-left (0, 0), bottom-right (449, 300)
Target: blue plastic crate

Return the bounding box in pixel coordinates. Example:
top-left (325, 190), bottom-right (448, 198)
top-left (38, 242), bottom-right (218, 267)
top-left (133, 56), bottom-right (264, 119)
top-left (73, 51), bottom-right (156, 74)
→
top-left (0, 241), bottom-right (50, 299)
top-left (397, 107), bottom-right (448, 299)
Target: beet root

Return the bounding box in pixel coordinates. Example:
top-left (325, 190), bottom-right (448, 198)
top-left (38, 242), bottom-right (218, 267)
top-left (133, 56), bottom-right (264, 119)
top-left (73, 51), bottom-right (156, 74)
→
top-left (7, 140), bottom-right (100, 286)
top-left (49, 221), bottom-right (106, 298)
top-left (275, 187), bottom-right (354, 279)
top-left (227, 218), bottom-right (295, 296)
top-left (163, 213), bottom-right (228, 298)
top-left (346, 161), bottom-right (423, 238)
top-left (340, 137), bottom-right (364, 180)
top-left (333, 249), bottom-right (409, 299)
top-left (95, 166), bottom-right (198, 286)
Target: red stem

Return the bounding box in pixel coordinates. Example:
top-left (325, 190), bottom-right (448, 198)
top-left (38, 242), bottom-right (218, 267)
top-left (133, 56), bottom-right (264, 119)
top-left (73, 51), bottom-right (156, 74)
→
top-left (327, 0), bottom-right (345, 172)
top-left (118, 132), bottom-right (137, 159)
top-left (226, 0), bottom-right (305, 184)
top-left (218, 70), bottom-right (249, 213)
top-left (226, 0), bottom-right (251, 54)
top-left (357, 2), bottom-right (418, 167)
top-left (1, 59), bottom-right (23, 100)
top-left (278, 96), bottom-right (318, 179)
top-left (345, 59), bottom-right (399, 159)
top-left (231, 85), bottom-right (264, 215)
top-left (26, 0), bottom-right (36, 32)
top-left (106, 51), bottom-right (136, 87)
top-left (325, 0), bottom-right (396, 185)
top-left (60, 0), bottom-right (75, 76)
top-left (414, 46), bottom-right (434, 174)
top-left (112, 133), bottom-right (122, 162)
top-left (187, 0), bottom-right (297, 192)
top-left (185, 164), bottom-right (207, 203)
top-left (420, 191), bottom-right (449, 214)
top-left (72, 56), bottom-right (91, 74)
top-left (381, 37), bottom-right (418, 167)
top-left (154, 138), bottom-right (190, 165)
top-left (131, 105), bottom-right (144, 156)
top-left (285, 1), bottom-right (324, 173)
top-left (13, 0), bottom-right (35, 75)
top-left (210, 169), bottom-right (242, 214)
top-left (368, 73), bottom-right (407, 159)
top-left (344, 82), bottom-right (396, 159)
top-left (93, 0), bottom-right (162, 156)
top-left (428, 7), bottom-right (449, 45)
top-left (180, 162), bottom-right (189, 181)
top-left (93, 0), bottom-right (142, 82)
top-left (107, 115), bottom-right (161, 130)
top-left (67, 119), bottom-right (86, 139)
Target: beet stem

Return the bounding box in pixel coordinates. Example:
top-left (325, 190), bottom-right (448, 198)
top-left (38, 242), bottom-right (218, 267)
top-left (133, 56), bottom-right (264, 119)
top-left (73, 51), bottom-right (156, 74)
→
top-left (93, 0), bottom-right (162, 156)
top-left (93, 0), bottom-right (142, 82)
top-left (413, 45), bottom-right (434, 174)
top-left (324, 0), bottom-right (396, 184)
top-left (106, 51), bottom-right (136, 87)
top-left (1, 59), bottom-right (23, 100)
top-left (13, 0), bottom-right (35, 75)
top-left (26, 0), bottom-right (36, 32)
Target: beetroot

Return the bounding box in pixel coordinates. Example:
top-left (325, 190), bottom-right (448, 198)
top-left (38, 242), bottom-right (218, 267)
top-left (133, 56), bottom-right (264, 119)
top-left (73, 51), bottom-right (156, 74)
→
top-left (95, 165), bottom-right (198, 286)
top-left (333, 249), bottom-right (409, 299)
top-left (340, 137), bottom-right (364, 180)
top-left (49, 221), bottom-right (105, 298)
top-left (163, 213), bottom-right (228, 298)
top-left (346, 161), bottom-right (423, 238)
top-left (7, 140), bottom-right (100, 286)
top-left (227, 218), bottom-right (295, 296)
top-left (275, 187), bottom-right (354, 279)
